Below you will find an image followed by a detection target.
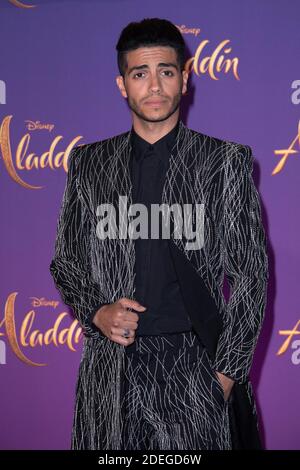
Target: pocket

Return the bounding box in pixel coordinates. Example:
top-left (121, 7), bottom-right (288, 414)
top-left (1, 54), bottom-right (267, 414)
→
top-left (212, 370), bottom-right (227, 404)
top-left (204, 351), bottom-right (227, 406)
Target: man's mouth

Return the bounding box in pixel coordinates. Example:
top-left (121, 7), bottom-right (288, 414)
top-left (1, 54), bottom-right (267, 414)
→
top-left (144, 99), bottom-right (166, 106)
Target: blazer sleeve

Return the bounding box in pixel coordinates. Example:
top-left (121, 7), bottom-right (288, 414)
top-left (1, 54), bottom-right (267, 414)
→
top-left (49, 148), bottom-right (106, 339)
top-left (213, 144), bottom-right (269, 384)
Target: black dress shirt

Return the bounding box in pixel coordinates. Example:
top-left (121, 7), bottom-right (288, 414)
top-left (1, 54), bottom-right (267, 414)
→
top-left (129, 120), bottom-right (192, 336)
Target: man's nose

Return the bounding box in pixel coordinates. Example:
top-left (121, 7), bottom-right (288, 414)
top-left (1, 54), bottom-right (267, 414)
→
top-left (149, 73), bottom-right (161, 94)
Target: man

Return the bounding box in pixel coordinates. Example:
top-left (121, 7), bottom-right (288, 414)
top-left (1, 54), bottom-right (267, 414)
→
top-left (50, 18), bottom-right (268, 450)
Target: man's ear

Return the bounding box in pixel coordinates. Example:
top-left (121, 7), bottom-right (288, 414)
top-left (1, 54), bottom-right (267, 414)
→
top-left (181, 70), bottom-right (189, 95)
top-left (116, 75), bottom-right (128, 99)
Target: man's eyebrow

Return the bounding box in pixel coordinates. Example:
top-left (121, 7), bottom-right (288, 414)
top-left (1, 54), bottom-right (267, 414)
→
top-left (127, 62), bottom-right (178, 75)
top-left (158, 62), bottom-right (178, 70)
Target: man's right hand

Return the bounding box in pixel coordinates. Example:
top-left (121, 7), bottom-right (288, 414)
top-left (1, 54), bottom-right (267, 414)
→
top-left (92, 297), bottom-right (146, 346)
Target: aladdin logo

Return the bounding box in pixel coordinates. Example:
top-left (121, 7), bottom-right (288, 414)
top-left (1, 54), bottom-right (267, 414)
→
top-left (0, 80), bottom-right (6, 105)
top-left (8, 0), bottom-right (36, 8)
top-left (30, 297), bottom-right (59, 308)
top-left (176, 24), bottom-right (201, 37)
top-left (272, 121), bottom-right (300, 175)
top-left (0, 292), bottom-right (82, 366)
top-left (0, 115), bottom-right (82, 189)
top-left (25, 121), bottom-right (55, 132)
top-left (277, 320), bottom-right (300, 365)
top-left (179, 26), bottom-right (239, 80)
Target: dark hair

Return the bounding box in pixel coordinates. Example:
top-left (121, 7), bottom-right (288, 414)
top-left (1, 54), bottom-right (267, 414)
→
top-left (116, 18), bottom-right (186, 76)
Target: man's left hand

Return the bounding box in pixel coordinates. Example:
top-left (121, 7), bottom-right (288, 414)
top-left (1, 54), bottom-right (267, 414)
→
top-left (215, 371), bottom-right (234, 402)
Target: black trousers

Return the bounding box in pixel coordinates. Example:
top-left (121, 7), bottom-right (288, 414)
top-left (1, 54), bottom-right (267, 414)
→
top-left (121, 330), bottom-right (231, 450)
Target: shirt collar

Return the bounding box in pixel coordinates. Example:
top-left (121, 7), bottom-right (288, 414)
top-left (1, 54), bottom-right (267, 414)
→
top-left (131, 119), bottom-right (180, 161)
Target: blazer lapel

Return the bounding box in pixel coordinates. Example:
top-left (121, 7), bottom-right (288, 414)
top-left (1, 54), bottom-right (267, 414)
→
top-left (161, 121), bottom-right (223, 357)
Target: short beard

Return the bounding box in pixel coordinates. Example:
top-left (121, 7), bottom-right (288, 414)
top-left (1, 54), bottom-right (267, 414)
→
top-left (127, 90), bottom-right (182, 123)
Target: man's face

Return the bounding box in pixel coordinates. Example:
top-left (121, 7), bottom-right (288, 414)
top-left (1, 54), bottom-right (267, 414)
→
top-left (116, 46), bottom-right (188, 123)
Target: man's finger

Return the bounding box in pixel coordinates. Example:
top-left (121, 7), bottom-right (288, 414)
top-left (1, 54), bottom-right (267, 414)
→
top-left (110, 333), bottom-right (134, 347)
top-left (119, 298), bottom-right (147, 311)
top-left (111, 327), bottom-right (135, 338)
top-left (123, 312), bottom-right (140, 322)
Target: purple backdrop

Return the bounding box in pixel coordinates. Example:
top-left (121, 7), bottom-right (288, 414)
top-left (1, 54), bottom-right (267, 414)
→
top-left (1, 0), bottom-right (299, 450)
